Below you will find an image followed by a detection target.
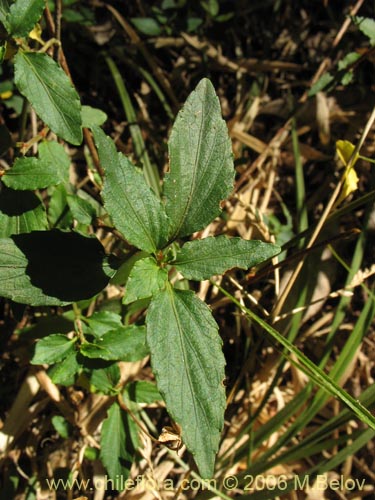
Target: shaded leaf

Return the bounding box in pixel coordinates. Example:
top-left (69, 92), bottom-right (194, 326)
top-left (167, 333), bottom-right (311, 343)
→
top-left (14, 51), bottom-right (82, 145)
top-left (100, 402), bottom-right (138, 481)
top-left (3, 141), bottom-right (70, 190)
top-left (146, 285), bottom-right (226, 478)
top-left (5, 0), bottom-right (45, 37)
top-left (164, 78), bottom-right (234, 239)
top-left (174, 236), bottom-right (280, 280)
top-left (92, 126), bottom-right (168, 252)
top-left (0, 186), bottom-right (48, 237)
top-left (123, 380), bottom-right (162, 405)
top-left (124, 257), bottom-right (168, 304)
top-left (31, 334), bottom-right (77, 364)
top-left (80, 325), bottom-right (148, 361)
top-left (84, 310), bottom-right (123, 338)
top-left (0, 229), bottom-right (116, 305)
top-left (48, 350), bottom-right (81, 386)
top-left (47, 183), bottom-right (73, 229)
top-left (90, 364), bottom-right (120, 395)
top-left (66, 194), bottom-right (96, 225)
top-left (131, 17), bottom-right (162, 36)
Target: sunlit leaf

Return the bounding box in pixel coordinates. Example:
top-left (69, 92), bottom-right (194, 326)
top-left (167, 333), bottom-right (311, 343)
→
top-left (92, 126), bottom-right (168, 252)
top-left (164, 78), bottom-right (234, 239)
top-left (5, 0), bottom-right (44, 37)
top-left (14, 51), bottom-right (82, 145)
top-left (124, 257), bottom-right (168, 304)
top-left (174, 236), bottom-right (280, 280)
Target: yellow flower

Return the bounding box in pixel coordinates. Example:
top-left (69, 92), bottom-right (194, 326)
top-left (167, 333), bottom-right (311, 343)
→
top-left (336, 140), bottom-right (359, 205)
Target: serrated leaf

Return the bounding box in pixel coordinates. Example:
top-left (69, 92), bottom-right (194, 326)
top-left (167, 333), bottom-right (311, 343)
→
top-left (92, 126), bottom-right (168, 253)
top-left (80, 325), bottom-right (148, 361)
top-left (3, 141), bottom-right (70, 190)
top-left (81, 105), bottom-right (107, 128)
top-left (0, 229), bottom-right (116, 305)
top-left (0, 186), bottom-right (48, 237)
top-left (146, 285), bottom-right (226, 478)
top-left (164, 78), bottom-right (234, 239)
top-left (31, 333), bottom-right (77, 364)
top-left (6, 0), bottom-right (45, 37)
top-left (124, 257), bottom-right (168, 304)
top-left (174, 236), bottom-right (280, 280)
top-left (14, 51), bottom-right (82, 145)
top-left (84, 310), bottom-right (123, 338)
top-left (100, 402), bottom-right (138, 481)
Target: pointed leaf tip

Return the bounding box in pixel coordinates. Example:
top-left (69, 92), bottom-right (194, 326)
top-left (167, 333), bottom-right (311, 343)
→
top-left (147, 285), bottom-right (226, 477)
top-left (14, 52), bottom-right (82, 145)
top-left (164, 78), bottom-right (234, 240)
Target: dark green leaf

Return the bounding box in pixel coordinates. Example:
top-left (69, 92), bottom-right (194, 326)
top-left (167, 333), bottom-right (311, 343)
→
top-left (84, 311), bottom-right (123, 338)
top-left (124, 257), bottom-right (168, 304)
top-left (31, 334), bottom-right (77, 364)
top-left (89, 363), bottom-right (120, 395)
top-left (3, 141), bottom-right (70, 190)
top-left (14, 51), bottom-right (82, 145)
top-left (131, 17), bottom-right (162, 36)
top-left (81, 105), bottom-right (107, 128)
top-left (123, 380), bottom-right (162, 405)
top-left (100, 402), bottom-right (138, 481)
top-left (92, 126), bottom-right (168, 252)
top-left (147, 285), bottom-right (226, 478)
top-left (47, 184), bottom-right (73, 229)
top-left (0, 230), bottom-right (116, 305)
top-left (187, 17), bottom-right (203, 32)
top-left (5, 0), bottom-right (44, 37)
top-left (66, 194), bottom-right (96, 225)
top-left (48, 350), bottom-right (81, 386)
top-left (164, 78), bottom-right (234, 239)
top-left (80, 325), bottom-right (148, 361)
top-left (0, 187), bottom-right (48, 237)
top-left (174, 236), bottom-right (280, 280)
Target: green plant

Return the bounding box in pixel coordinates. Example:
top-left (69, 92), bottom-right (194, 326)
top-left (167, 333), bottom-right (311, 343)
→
top-left (0, 1), bottom-right (280, 480)
top-left (2, 3), bottom-right (375, 497)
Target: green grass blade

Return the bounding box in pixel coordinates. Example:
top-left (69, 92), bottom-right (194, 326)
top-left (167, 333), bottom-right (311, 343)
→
top-left (214, 283), bottom-right (375, 431)
top-left (103, 53), bottom-right (161, 196)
